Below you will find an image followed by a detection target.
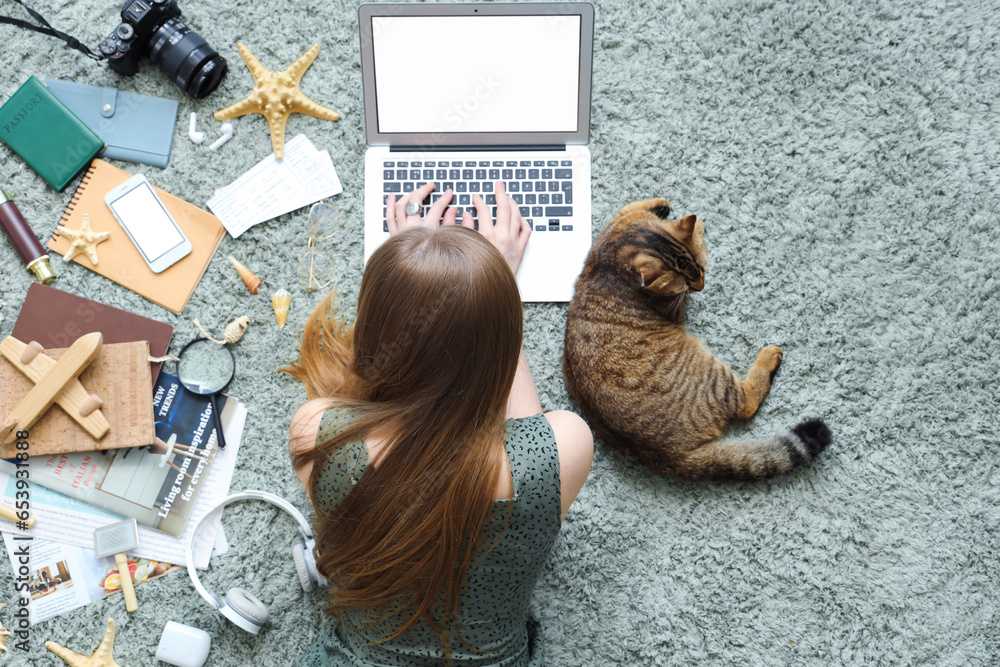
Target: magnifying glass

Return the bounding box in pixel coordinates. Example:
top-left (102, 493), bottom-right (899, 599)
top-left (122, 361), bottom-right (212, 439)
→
top-left (175, 338), bottom-right (235, 450)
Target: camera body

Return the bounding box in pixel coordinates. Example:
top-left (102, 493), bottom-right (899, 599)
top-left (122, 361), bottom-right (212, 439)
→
top-left (99, 0), bottom-right (227, 99)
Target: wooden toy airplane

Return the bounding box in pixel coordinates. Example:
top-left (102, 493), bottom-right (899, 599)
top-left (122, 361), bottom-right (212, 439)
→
top-left (0, 332), bottom-right (109, 445)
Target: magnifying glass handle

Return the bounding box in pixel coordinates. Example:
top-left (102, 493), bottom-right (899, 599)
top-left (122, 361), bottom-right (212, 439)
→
top-left (211, 395), bottom-right (228, 451)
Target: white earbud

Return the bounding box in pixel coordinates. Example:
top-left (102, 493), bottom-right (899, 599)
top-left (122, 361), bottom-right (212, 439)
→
top-left (209, 123), bottom-right (234, 151)
top-left (188, 112), bottom-right (205, 144)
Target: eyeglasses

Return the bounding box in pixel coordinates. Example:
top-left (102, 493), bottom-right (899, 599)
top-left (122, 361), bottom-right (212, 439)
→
top-left (299, 202), bottom-right (341, 292)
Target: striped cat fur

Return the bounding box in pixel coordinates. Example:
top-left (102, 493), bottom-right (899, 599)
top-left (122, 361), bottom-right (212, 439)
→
top-left (563, 198), bottom-right (831, 481)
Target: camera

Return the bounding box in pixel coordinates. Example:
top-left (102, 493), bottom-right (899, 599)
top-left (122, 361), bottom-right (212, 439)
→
top-left (99, 0), bottom-right (228, 99)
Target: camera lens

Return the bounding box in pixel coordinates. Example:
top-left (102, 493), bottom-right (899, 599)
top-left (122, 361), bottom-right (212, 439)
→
top-left (146, 18), bottom-right (227, 99)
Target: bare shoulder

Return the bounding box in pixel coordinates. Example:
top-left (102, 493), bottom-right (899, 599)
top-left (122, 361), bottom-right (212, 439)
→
top-left (289, 398), bottom-right (336, 455)
top-left (543, 410), bottom-right (594, 521)
top-left (288, 398), bottom-right (337, 489)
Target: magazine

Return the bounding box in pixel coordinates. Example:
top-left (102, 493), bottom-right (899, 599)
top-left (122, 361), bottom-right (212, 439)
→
top-left (3, 372), bottom-right (231, 537)
top-left (1, 532), bottom-right (182, 625)
top-left (0, 399), bottom-right (245, 569)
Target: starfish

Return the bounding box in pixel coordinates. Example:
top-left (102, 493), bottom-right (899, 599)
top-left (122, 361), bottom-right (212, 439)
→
top-left (46, 618), bottom-right (122, 667)
top-left (215, 43), bottom-right (340, 159)
top-left (56, 214), bottom-right (111, 265)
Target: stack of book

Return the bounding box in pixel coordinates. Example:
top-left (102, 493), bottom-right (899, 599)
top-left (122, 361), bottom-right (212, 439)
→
top-left (0, 286), bottom-right (247, 624)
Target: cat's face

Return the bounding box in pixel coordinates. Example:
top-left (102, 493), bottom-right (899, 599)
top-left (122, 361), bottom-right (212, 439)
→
top-left (605, 198), bottom-right (708, 297)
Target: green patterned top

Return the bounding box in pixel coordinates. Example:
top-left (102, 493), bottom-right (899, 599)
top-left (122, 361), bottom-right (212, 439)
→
top-left (298, 408), bottom-right (562, 667)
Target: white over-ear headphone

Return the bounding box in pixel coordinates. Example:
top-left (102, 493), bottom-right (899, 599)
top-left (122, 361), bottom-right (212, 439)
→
top-left (186, 490), bottom-right (328, 634)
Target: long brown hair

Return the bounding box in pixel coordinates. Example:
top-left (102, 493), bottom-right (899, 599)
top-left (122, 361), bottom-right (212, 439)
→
top-left (282, 226), bottom-right (523, 656)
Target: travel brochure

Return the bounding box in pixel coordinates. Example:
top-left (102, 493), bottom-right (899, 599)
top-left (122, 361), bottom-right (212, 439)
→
top-left (0, 375), bottom-right (246, 624)
top-left (2, 532), bottom-right (182, 626)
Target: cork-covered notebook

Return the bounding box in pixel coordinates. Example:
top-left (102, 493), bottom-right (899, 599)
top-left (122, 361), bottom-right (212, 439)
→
top-left (0, 340), bottom-right (155, 457)
top-left (49, 159), bottom-right (225, 314)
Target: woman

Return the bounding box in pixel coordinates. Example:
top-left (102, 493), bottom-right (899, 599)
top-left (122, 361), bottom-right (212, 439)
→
top-left (285, 182), bottom-right (594, 666)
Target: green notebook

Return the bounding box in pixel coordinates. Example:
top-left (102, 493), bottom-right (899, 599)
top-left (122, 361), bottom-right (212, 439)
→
top-left (0, 76), bottom-right (105, 191)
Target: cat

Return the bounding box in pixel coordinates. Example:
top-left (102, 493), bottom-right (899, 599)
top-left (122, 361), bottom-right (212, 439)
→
top-left (563, 198), bottom-right (831, 481)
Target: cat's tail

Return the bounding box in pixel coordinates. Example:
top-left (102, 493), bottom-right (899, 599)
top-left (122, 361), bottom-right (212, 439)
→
top-left (671, 420), bottom-right (832, 481)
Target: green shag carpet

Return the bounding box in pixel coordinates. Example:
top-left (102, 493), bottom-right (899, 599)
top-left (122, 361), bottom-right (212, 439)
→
top-left (0, 0), bottom-right (997, 664)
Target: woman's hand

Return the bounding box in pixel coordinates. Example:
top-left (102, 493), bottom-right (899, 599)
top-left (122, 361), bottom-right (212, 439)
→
top-left (465, 181), bottom-right (532, 276)
top-left (386, 183), bottom-right (457, 234)
top-left (387, 180), bottom-right (532, 275)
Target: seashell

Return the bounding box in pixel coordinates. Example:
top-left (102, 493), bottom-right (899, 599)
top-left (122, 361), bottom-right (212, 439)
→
top-left (271, 289), bottom-right (291, 329)
top-left (228, 256), bottom-right (262, 294)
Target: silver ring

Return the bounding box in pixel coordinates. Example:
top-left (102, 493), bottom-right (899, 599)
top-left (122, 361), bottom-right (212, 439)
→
top-left (405, 201), bottom-right (420, 216)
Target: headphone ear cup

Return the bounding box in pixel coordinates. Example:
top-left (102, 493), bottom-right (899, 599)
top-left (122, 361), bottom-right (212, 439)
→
top-left (292, 543), bottom-right (314, 593)
top-left (225, 588), bottom-right (269, 626)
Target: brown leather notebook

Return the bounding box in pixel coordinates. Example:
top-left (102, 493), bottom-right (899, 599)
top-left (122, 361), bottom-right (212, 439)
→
top-left (49, 159), bottom-right (225, 314)
top-left (12, 283), bottom-right (174, 385)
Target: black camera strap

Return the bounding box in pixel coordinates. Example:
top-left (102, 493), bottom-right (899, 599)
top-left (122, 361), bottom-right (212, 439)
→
top-left (0, 0), bottom-right (104, 61)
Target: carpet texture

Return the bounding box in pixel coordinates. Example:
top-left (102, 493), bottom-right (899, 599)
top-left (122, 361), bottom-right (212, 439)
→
top-left (1, 0), bottom-right (998, 664)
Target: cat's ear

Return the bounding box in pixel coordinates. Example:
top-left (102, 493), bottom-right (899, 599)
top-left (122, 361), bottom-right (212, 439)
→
top-left (633, 253), bottom-right (688, 295)
top-left (673, 215), bottom-right (698, 239)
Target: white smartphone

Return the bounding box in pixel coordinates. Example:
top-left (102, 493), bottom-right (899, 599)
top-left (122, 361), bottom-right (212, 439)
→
top-left (104, 174), bottom-right (193, 273)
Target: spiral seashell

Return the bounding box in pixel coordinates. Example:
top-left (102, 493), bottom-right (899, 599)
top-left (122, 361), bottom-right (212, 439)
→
top-left (228, 256), bottom-right (262, 295)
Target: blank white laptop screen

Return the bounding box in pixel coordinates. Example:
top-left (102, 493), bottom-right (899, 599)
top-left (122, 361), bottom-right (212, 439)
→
top-left (372, 15), bottom-right (582, 134)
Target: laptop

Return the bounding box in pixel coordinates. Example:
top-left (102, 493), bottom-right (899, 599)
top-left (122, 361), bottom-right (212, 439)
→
top-left (359, 2), bottom-right (595, 302)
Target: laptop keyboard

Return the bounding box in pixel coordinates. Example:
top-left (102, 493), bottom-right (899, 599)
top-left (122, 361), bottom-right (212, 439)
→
top-left (382, 158), bottom-right (574, 232)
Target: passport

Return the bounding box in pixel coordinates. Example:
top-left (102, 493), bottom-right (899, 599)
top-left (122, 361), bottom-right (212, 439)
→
top-left (0, 76), bottom-right (105, 190)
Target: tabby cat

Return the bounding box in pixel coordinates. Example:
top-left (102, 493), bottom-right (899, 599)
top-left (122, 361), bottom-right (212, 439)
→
top-left (563, 198), bottom-right (830, 480)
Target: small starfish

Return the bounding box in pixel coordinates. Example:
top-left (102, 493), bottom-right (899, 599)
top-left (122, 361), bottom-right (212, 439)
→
top-left (46, 618), bottom-right (122, 667)
top-left (56, 214), bottom-right (111, 265)
top-left (215, 43), bottom-right (340, 159)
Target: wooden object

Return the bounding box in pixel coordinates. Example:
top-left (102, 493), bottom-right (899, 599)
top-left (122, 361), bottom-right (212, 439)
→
top-left (46, 618), bottom-right (123, 667)
top-left (114, 552), bottom-right (138, 612)
top-left (94, 519), bottom-right (139, 613)
top-left (0, 340), bottom-right (154, 457)
top-left (0, 604), bottom-right (10, 653)
top-left (0, 502), bottom-right (35, 528)
top-left (12, 283), bottom-right (175, 386)
top-left (0, 333), bottom-right (106, 444)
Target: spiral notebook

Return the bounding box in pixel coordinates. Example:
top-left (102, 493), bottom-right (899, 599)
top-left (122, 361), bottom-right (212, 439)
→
top-left (49, 160), bottom-right (225, 314)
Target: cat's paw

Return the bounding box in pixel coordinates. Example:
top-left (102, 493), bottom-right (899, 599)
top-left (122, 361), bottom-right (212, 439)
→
top-left (757, 345), bottom-right (783, 375)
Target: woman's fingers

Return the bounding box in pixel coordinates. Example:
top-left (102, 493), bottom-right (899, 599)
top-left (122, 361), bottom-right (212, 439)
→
top-left (386, 194), bottom-right (398, 234)
top-left (394, 182), bottom-right (436, 227)
top-left (472, 194), bottom-right (491, 230)
top-left (389, 180), bottom-right (531, 274)
top-left (426, 188), bottom-right (453, 225)
top-left (494, 180), bottom-right (509, 226)
top-left (509, 212), bottom-right (532, 275)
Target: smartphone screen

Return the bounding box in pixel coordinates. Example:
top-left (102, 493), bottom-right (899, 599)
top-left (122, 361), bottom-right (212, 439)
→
top-left (108, 182), bottom-right (186, 263)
